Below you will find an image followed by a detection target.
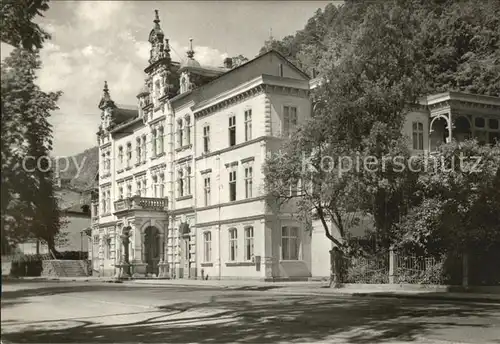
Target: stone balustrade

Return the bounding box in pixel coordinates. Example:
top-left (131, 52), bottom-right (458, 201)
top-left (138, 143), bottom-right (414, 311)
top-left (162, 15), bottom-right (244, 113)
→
top-left (114, 195), bottom-right (168, 213)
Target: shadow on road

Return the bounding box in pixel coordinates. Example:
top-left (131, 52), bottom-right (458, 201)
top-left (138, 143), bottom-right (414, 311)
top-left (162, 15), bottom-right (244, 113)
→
top-left (2, 281), bottom-right (499, 343)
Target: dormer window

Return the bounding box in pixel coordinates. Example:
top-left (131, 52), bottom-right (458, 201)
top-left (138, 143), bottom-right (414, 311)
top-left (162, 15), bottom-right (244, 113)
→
top-left (180, 76), bottom-right (187, 93)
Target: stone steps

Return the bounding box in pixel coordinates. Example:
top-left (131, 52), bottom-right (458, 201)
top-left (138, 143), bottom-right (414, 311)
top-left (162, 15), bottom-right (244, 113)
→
top-left (41, 260), bottom-right (88, 278)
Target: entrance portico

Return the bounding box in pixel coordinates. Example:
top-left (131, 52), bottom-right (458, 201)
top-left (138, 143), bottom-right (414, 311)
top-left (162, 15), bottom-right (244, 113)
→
top-left (114, 195), bottom-right (169, 278)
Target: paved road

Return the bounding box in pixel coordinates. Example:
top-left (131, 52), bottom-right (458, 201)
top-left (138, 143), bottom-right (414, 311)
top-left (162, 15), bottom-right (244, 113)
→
top-left (1, 280), bottom-right (499, 343)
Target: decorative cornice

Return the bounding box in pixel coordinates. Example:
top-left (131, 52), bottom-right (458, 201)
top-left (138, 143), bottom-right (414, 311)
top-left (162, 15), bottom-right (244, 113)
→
top-left (200, 168), bottom-right (212, 175)
top-left (195, 214), bottom-right (267, 228)
top-left (194, 136), bottom-right (274, 161)
top-left (150, 162), bottom-right (167, 172)
top-left (100, 142), bottom-right (111, 150)
top-left (196, 196), bottom-right (266, 213)
top-left (241, 157), bottom-right (255, 164)
top-left (134, 170), bottom-right (147, 178)
top-left (194, 84), bottom-right (266, 119)
top-left (175, 155), bottom-right (193, 164)
top-left (150, 115), bottom-right (166, 126)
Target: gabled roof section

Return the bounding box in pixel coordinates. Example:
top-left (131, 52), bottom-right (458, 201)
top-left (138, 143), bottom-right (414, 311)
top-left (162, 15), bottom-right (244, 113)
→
top-left (267, 49), bottom-right (310, 80)
top-left (113, 104), bottom-right (138, 125)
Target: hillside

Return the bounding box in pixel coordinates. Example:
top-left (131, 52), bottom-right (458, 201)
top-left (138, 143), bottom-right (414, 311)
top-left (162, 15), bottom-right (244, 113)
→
top-left (56, 146), bottom-right (98, 191)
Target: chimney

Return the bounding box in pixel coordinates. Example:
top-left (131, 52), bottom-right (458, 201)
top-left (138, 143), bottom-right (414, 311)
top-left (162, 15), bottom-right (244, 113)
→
top-left (224, 57), bottom-right (233, 69)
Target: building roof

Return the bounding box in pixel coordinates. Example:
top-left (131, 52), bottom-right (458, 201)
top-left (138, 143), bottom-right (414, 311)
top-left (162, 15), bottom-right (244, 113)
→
top-left (113, 104), bottom-right (139, 125)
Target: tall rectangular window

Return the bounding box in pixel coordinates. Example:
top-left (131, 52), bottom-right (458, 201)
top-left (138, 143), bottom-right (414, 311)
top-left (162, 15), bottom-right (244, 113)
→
top-left (185, 117), bottom-right (191, 146)
top-left (177, 170), bottom-right (184, 198)
top-left (412, 122), bottom-right (424, 150)
top-left (126, 143), bottom-right (132, 168)
top-left (283, 106), bottom-right (297, 137)
top-left (290, 178), bottom-right (299, 196)
top-left (281, 226), bottom-right (299, 260)
top-left (203, 231), bottom-right (212, 262)
top-left (136, 138), bottom-right (142, 164)
top-left (244, 109), bottom-right (252, 141)
top-left (152, 175), bottom-right (158, 197)
top-left (203, 125), bottom-right (210, 153)
top-left (118, 186), bottom-right (124, 200)
top-left (152, 130), bottom-right (157, 156)
top-left (177, 120), bottom-right (183, 147)
top-left (245, 166), bottom-right (253, 199)
top-left (229, 170), bottom-right (237, 201)
top-left (126, 183), bottom-right (132, 198)
top-left (118, 146), bottom-right (124, 169)
top-left (159, 174), bottom-right (165, 197)
top-left (244, 227), bottom-right (254, 261)
top-left (142, 180), bottom-right (147, 197)
top-left (185, 166), bottom-right (191, 195)
top-left (142, 136), bottom-right (147, 161)
top-left (204, 176), bottom-right (211, 206)
top-left (136, 181), bottom-right (142, 196)
top-left (229, 228), bottom-right (237, 261)
top-left (229, 115), bottom-right (236, 146)
top-left (158, 127), bottom-right (164, 154)
top-left (101, 192), bottom-right (107, 214)
top-left (106, 190), bottom-right (111, 214)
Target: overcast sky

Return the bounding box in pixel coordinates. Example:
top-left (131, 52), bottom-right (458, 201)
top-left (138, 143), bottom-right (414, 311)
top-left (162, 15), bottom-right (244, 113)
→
top-left (1, 1), bottom-right (337, 157)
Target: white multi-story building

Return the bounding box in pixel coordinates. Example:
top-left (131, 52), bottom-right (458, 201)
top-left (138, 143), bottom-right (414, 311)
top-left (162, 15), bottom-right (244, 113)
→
top-left (90, 11), bottom-right (314, 280)
top-left (90, 10), bottom-right (500, 280)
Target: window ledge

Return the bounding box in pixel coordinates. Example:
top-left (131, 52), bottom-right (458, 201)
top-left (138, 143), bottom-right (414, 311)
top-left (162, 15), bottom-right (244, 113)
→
top-left (125, 166), bottom-right (132, 171)
top-left (156, 152), bottom-right (166, 158)
top-left (201, 262), bottom-right (213, 267)
top-left (175, 144), bottom-right (192, 152)
top-left (101, 173), bottom-right (111, 179)
top-left (225, 262), bottom-right (255, 267)
top-left (117, 169), bottom-right (124, 174)
top-left (279, 260), bottom-right (303, 263)
top-left (135, 162), bottom-right (141, 167)
top-left (176, 195), bottom-right (193, 202)
top-left (100, 213), bottom-right (111, 217)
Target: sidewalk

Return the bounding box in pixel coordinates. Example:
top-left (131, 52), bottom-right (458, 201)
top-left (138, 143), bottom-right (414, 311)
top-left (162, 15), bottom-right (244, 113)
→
top-left (7, 276), bottom-right (500, 303)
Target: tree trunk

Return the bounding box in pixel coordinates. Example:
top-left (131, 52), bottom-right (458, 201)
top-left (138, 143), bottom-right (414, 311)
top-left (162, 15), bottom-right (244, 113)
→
top-left (462, 252), bottom-right (469, 290)
top-left (329, 247), bottom-right (343, 288)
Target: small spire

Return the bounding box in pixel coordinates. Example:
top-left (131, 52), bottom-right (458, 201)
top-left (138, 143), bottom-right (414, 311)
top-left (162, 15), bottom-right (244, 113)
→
top-left (165, 38), bottom-right (170, 53)
top-left (154, 9), bottom-right (160, 25)
top-left (187, 38), bottom-right (194, 59)
top-left (98, 80), bottom-right (114, 110)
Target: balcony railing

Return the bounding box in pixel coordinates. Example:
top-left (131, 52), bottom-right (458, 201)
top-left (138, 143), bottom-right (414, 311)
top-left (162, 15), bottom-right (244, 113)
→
top-left (114, 195), bottom-right (168, 213)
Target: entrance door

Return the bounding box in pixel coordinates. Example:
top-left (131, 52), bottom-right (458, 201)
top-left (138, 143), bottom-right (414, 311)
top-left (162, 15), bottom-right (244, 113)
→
top-left (144, 226), bottom-right (160, 275)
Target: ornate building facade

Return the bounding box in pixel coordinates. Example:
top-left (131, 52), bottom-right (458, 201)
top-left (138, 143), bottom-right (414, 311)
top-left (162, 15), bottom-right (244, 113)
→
top-left (90, 10), bottom-right (500, 280)
top-left (90, 11), bottom-right (314, 280)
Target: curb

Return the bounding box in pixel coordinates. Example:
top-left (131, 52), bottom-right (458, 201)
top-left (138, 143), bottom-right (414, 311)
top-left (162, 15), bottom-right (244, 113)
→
top-left (351, 292), bottom-right (500, 304)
